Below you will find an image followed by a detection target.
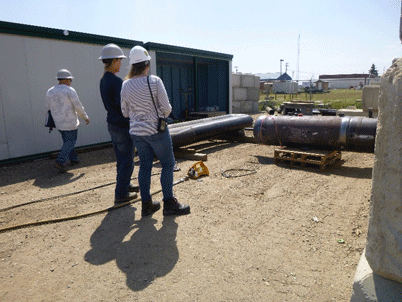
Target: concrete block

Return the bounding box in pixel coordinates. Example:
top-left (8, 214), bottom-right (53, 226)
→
top-left (242, 102), bottom-right (253, 113)
top-left (233, 87), bottom-right (247, 101)
top-left (232, 107), bottom-right (240, 113)
top-left (351, 250), bottom-right (402, 301)
top-left (365, 57), bottom-right (402, 283)
top-left (362, 85), bottom-right (380, 111)
top-left (247, 88), bottom-right (260, 102)
top-left (241, 74), bottom-right (255, 88)
top-left (254, 76), bottom-right (261, 88)
top-left (232, 100), bottom-right (259, 113)
top-left (232, 100), bottom-right (241, 109)
top-left (253, 101), bottom-right (260, 113)
top-left (232, 73), bottom-right (242, 87)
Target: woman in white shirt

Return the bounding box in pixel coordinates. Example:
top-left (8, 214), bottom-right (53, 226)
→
top-left (121, 46), bottom-right (190, 217)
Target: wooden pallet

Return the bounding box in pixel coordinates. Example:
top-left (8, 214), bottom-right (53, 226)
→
top-left (274, 148), bottom-right (341, 171)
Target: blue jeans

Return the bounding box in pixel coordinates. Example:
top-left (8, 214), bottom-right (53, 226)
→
top-left (108, 124), bottom-right (135, 199)
top-left (57, 129), bottom-right (78, 165)
top-left (131, 128), bottom-right (175, 202)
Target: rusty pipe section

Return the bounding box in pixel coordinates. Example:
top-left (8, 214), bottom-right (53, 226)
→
top-left (169, 114), bottom-right (253, 148)
top-left (253, 115), bottom-right (377, 153)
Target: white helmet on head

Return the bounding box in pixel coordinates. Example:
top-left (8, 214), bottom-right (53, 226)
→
top-left (98, 43), bottom-right (127, 60)
top-left (56, 69), bottom-right (74, 79)
top-left (129, 45), bottom-right (151, 65)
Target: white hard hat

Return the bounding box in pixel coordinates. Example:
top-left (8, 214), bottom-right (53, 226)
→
top-left (98, 43), bottom-right (127, 60)
top-left (129, 45), bottom-right (151, 65)
top-left (56, 69), bottom-right (74, 79)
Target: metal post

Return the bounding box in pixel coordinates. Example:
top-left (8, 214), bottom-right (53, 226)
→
top-left (400, 0), bottom-right (402, 43)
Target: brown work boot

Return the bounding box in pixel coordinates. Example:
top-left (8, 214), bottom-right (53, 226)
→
top-left (163, 197), bottom-right (190, 216)
top-left (142, 198), bottom-right (161, 217)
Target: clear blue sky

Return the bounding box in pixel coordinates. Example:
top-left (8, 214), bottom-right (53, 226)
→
top-left (0, 0), bottom-right (400, 80)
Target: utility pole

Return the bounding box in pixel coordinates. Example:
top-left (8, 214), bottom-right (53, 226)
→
top-left (280, 59), bottom-right (284, 75)
top-left (297, 32), bottom-right (300, 83)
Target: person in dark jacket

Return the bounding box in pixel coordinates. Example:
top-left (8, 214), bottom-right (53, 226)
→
top-left (99, 43), bottom-right (139, 204)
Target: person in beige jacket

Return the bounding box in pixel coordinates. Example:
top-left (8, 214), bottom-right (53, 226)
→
top-left (46, 69), bottom-right (89, 173)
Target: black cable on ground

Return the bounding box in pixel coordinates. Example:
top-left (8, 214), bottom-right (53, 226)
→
top-left (0, 173), bottom-right (160, 213)
top-left (221, 168), bottom-right (257, 178)
top-left (0, 176), bottom-right (189, 234)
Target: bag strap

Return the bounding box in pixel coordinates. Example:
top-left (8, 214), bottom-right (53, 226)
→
top-left (147, 76), bottom-right (160, 118)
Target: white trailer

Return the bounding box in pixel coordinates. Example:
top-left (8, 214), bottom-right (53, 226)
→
top-left (273, 81), bottom-right (298, 94)
top-left (0, 21), bottom-right (233, 162)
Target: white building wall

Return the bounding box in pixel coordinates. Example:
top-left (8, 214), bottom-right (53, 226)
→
top-left (327, 79), bottom-right (365, 89)
top-left (0, 32), bottom-right (133, 161)
top-left (149, 50), bottom-right (157, 76)
top-left (228, 61), bottom-right (233, 114)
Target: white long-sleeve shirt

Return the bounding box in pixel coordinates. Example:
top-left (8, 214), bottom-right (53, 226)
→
top-left (121, 75), bottom-right (172, 136)
top-left (45, 84), bottom-right (89, 131)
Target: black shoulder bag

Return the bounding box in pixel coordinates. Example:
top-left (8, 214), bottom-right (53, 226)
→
top-left (147, 76), bottom-right (167, 133)
top-left (45, 110), bottom-right (56, 133)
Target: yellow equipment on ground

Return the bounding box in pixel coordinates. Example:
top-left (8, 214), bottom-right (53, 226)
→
top-left (187, 161), bottom-right (209, 179)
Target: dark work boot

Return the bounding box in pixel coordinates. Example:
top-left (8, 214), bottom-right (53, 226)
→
top-left (163, 197), bottom-right (190, 216)
top-left (128, 184), bottom-right (140, 193)
top-left (114, 192), bottom-right (138, 204)
top-left (54, 160), bottom-right (67, 173)
top-left (142, 198), bottom-right (161, 217)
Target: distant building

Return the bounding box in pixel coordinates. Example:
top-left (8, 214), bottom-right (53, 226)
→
top-left (273, 81), bottom-right (298, 94)
top-left (318, 74), bottom-right (380, 89)
top-left (301, 81), bottom-right (312, 88)
top-left (259, 72), bottom-right (294, 93)
top-left (314, 80), bottom-right (329, 91)
top-left (256, 72), bottom-right (280, 81)
top-left (276, 72), bottom-right (292, 81)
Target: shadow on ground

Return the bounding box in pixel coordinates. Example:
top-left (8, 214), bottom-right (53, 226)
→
top-left (85, 205), bottom-right (179, 291)
top-left (0, 147), bottom-right (116, 187)
top-left (254, 156), bottom-right (372, 179)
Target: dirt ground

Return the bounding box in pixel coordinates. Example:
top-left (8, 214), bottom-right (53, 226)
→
top-left (0, 114), bottom-right (373, 302)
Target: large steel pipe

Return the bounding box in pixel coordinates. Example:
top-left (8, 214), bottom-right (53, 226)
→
top-left (169, 114), bottom-right (253, 148)
top-left (253, 115), bottom-right (377, 153)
